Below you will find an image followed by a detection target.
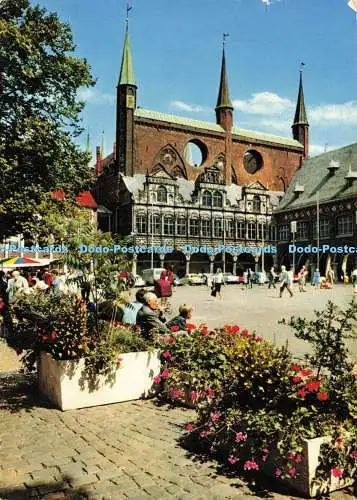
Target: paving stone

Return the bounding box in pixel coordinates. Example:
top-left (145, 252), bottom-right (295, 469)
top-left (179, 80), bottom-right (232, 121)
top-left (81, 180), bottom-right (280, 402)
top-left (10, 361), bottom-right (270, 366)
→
top-left (69, 473), bottom-right (99, 488)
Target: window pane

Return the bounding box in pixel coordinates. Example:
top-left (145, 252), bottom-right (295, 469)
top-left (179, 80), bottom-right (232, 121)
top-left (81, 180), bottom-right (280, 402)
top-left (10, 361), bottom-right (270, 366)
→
top-left (213, 191), bottom-right (223, 208)
top-left (201, 219), bottom-right (211, 237)
top-left (202, 191), bottom-right (212, 207)
top-left (189, 219), bottom-right (199, 236)
top-left (157, 186), bottom-right (167, 203)
top-left (163, 216), bottom-right (174, 235)
top-left (214, 219), bottom-right (222, 237)
top-left (177, 218), bottom-right (186, 235)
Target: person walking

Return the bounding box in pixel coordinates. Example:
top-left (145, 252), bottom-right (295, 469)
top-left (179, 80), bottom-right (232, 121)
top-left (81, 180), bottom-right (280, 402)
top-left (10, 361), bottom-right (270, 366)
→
top-left (279, 265), bottom-right (293, 298)
top-left (156, 264), bottom-right (174, 311)
top-left (313, 268), bottom-right (321, 290)
top-left (326, 267), bottom-right (335, 288)
top-left (247, 268), bottom-right (254, 288)
top-left (352, 267), bottom-right (357, 295)
top-left (298, 265), bottom-right (307, 292)
top-left (212, 268), bottom-right (224, 300)
top-left (267, 267), bottom-right (276, 289)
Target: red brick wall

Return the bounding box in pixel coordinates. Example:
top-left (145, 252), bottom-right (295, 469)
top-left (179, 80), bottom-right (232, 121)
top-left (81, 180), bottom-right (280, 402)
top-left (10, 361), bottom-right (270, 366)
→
top-left (134, 119), bottom-right (303, 191)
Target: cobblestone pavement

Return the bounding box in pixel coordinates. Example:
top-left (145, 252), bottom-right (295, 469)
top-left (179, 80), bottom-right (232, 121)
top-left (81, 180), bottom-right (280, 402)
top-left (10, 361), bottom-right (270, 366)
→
top-left (0, 339), bottom-right (21, 372)
top-left (0, 374), bottom-right (355, 500)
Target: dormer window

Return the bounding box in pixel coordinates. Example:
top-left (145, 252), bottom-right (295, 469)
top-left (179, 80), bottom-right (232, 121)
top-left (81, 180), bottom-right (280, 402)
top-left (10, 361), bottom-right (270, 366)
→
top-left (252, 195), bottom-right (261, 213)
top-left (202, 190), bottom-right (212, 207)
top-left (157, 185), bottom-right (167, 203)
top-left (212, 191), bottom-right (223, 208)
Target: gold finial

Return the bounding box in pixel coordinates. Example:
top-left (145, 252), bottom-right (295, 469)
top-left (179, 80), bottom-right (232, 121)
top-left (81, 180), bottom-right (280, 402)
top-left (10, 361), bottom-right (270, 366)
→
top-left (126, 2), bottom-right (132, 30)
top-left (223, 33), bottom-right (229, 48)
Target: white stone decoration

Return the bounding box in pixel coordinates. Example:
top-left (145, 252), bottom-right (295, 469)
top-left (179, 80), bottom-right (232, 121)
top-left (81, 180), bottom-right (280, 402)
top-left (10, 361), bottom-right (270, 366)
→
top-left (39, 351), bottom-right (161, 411)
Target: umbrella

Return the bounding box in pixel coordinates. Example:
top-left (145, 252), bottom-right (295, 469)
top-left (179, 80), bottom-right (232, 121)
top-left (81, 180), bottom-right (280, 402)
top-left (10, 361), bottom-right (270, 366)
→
top-left (0, 256), bottom-right (42, 268)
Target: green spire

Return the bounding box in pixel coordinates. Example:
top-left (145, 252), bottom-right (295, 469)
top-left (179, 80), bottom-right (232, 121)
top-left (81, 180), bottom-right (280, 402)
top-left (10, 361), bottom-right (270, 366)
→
top-left (216, 46), bottom-right (233, 110)
top-left (86, 129), bottom-right (91, 153)
top-left (293, 70), bottom-right (308, 126)
top-left (119, 24), bottom-right (136, 86)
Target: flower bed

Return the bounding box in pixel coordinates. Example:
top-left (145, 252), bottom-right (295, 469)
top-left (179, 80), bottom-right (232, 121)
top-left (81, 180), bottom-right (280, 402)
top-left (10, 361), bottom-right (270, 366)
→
top-left (39, 349), bottom-right (161, 411)
top-left (155, 303), bottom-right (357, 496)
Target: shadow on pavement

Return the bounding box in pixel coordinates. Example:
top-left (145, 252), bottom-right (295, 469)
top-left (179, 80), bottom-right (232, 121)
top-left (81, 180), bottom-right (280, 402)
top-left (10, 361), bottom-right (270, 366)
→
top-left (0, 474), bottom-right (93, 500)
top-left (0, 372), bottom-right (53, 413)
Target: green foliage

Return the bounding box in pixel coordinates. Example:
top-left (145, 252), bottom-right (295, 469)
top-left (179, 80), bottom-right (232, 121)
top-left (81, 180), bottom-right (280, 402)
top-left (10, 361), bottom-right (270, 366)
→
top-left (0, 0), bottom-right (95, 236)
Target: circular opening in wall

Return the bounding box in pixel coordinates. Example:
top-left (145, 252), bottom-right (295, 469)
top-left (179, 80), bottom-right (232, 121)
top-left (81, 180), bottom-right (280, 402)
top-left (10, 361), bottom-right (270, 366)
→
top-left (243, 150), bottom-right (263, 174)
top-left (184, 140), bottom-right (207, 167)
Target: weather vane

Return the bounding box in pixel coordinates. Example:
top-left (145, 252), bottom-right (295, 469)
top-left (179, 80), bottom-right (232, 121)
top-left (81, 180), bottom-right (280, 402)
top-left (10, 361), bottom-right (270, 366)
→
top-left (126, 2), bottom-right (132, 28)
top-left (223, 33), bottom-right (229, 47)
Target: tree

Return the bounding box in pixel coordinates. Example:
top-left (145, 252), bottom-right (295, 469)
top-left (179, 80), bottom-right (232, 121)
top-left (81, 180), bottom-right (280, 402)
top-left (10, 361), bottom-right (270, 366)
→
top-left (0, 0), bottom-right (95, 237)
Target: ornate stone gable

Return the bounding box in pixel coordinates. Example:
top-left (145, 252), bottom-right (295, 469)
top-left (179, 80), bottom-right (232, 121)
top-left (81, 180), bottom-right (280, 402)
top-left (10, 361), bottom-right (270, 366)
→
top-left (150, 144), bottom-right (188, 179)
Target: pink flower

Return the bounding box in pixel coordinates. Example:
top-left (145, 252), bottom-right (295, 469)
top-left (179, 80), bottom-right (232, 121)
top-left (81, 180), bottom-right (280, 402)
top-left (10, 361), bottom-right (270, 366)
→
top-left (262, 455), bottom-right (268, 462)
top-left (331, 467), bottom-right (344, 478)
top-left (288, 467), bottom-right (296, 477)
top-left (288, 452), bottom-right (295, 460)
top-left (206, 388), bottom-right (215, 398)
top-left (235, 432), bottom-right (247, 442)
top-left (228, 456), bottom-right (239, 464)
top-left (153, 376), bottom-right (161, 383)
top-left (191, 391), bottom-right (198, 401)
top-left (297, 388), bottom-right (307, 398)
top-left (185, 423), bottom-right (193, 431)
top-left (170, 325), bottom-right (180, 332)
top-left (161, 370), bottom-right (169, 378)
top-left (335, 438), bottom-right (344, 448)
top-left (275, 468), bottom-right (282, 477)
top-left (243, 460), bottom-right (259, 471)
top-left (254, 336), bottom-right (263, 343)
top-left (200, 431), bottom-right (209, 438)
top-left (211, 412), bottom-right (220, 421)
top-left (350, 450), bottom-right (357, 459)
top-left (295, 454), bottom-right (302, 464)
top-left (162, 351), bottom-right (171, 359)
top-left (241, 329), bottom-right (250, 338)
top-left (262, 448), bottom-right (269, 454)
top-left (210, 445), bottom-right (216, 453)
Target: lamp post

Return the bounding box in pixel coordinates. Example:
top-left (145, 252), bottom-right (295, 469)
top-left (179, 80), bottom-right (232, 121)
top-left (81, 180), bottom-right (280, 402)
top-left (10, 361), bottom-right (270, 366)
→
top-left (222, 214), bottom-right (226, 273)
top-left (291, 221), bottom-right (297, 273)
top-left (150, 201), bottom-right (154, 270)
top-left (316, 191), bottom-right (320, 272)
top-left (261, 219), bottom-right (265, 272)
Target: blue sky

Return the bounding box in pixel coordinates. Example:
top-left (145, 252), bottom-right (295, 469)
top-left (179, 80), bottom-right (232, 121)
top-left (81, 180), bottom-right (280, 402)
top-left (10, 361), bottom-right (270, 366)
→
top-left (36, 0), bottom-right (357, 158)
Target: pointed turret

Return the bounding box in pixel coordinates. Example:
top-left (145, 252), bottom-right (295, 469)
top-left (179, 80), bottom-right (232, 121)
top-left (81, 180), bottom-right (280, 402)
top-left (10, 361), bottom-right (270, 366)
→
top-left (216, 47), bottom-right (233, 112)
top-left (116, 8), bottom-right (137, 176)
top-left (119, 25), bottom-right (136, 86)
top-left (292, 68), bottom-right (309, 158)
top-left (215, 35), bottom-right (233, 185)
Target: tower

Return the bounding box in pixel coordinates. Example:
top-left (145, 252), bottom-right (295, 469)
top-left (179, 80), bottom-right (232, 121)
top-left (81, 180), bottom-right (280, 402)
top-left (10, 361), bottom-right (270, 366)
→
top-left (116, 10), bottom-right (137, 176)
top-left (292, 68), bottom-right (309, 158)
top-left (215, 34), bottom-right (233, 184)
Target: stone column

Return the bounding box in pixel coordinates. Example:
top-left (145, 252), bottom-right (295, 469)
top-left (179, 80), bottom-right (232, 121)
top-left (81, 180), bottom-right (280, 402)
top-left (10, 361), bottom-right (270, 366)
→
top-left (159, 254), bottom-right (165, 269)
top-left (209, 255), bottom-right (215, 274)
top-left (232, 255), bottom-right (238, 275)
top-left (131, 254), bottom-right (137, 275)
top-left (185, 254), bottom-right (191, 275)
top-left (254, 255), bottom-right (260, 272)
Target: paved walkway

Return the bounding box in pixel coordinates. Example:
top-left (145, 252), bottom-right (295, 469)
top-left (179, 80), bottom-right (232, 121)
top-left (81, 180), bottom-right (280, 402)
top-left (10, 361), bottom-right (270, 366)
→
top-left (0, 370), bottom-right (355, 500)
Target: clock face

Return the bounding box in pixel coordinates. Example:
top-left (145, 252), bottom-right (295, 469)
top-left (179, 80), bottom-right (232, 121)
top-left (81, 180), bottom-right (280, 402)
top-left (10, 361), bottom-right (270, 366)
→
top-left (243, 150), bottom-right (263, 174)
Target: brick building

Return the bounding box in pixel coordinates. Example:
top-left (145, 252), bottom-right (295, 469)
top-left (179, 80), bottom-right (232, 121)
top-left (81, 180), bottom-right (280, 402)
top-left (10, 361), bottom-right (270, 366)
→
top-left (94, 23), bottom-right (308, 276)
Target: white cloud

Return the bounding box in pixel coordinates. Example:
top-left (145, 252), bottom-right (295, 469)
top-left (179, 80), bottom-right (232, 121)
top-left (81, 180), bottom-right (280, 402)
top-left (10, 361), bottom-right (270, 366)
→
top-left (309, 144), bottom-right (341, 156)
top-left (170, 100), bottom-right (208, 113)
top-left (255, 118), bottom-right (291, 132)
top-left (310, 102), bottom-right (357, 125)
top-left (233, 92), bottom-right (294, 115)
top-left (78, 88), bottom-right (115, 105)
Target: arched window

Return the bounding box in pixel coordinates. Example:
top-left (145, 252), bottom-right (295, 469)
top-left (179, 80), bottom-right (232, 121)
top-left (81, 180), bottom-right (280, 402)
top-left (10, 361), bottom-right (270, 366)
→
top-left (163, 215), bottom-right (174, 235)
top-left (136, 214), bottom-right (147, 234)
top-left (201, 219), bottom-right (211, 237)
top-left (214, 219), bottom-right (222, 238)
top-left (212, 191), bottom-right (223, 208)
top-left (202, 190), bottom-right (212, 207)
top-left (252, 196), bottom-right (261, 213)
top-left (177, 217), bottom-right (186, 235)
top-left (157, 185), bottom-right (167, 203)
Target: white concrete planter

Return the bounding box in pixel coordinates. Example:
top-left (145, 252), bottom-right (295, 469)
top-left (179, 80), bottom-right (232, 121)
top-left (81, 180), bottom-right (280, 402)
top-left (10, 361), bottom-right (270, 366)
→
top-left (263, 436), bottom-right (354, 497)
top-left (39, 350), bottom-right (161, 411)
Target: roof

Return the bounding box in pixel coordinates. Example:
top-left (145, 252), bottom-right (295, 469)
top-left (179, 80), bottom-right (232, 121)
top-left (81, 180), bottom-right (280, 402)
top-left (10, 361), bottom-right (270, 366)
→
top-left (134, 108), bottom-right (303, 149)
top-left (293, 72), bottom-right (309, 126)
top-left (276, 143), bottom-right (357, 212)
top-left (216, 48), bottom-right (233, 110)
top-left (119, 27), bottom-right (136, 86)
top-left (51, 190), bottom-right (97, 209)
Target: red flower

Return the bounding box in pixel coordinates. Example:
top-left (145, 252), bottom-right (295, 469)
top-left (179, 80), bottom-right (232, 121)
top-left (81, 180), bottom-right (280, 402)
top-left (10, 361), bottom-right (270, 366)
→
top-left (335, 438), bottom-right (344, 448)
top-left (201, 326), bottom-right (209, 336)
top-left (228, 456), bottom-right (239, 464)
top-left (51, 331), bottom-right (57, 340)
top-left (167, 336), bottom-right (175, 343)
top-left (301, 369), bottom-right (313, 377)
top-left (288, 452), bottom-right (295, 460)
top-left (297, 388), bottom-right (306, 398)
top-left (185, 423), bottom-right (193, 431)
top-left (254, 336), bottom-right (263, 343)
top-left (295, 454), bottom-right (302, 464)
top-left (191, 391), bottom-right (198, 401)
top-left (224, 324), bottom-right (232, 333)
top-left (317, 391), bottom-right (329, 401)
top-left (290, 364), bottom-right (302, 372)
top-left (153, 376), bottom-right (161, 383)
top-left (185, 323), bottom-right (197, 331)
top-left (288, 467), bottom-right (296, 477)
top-left (231, 325), bottom-right (240, 334)
top-left (305, 380), bottom-right (320, 392)
top-left (291, 376), bottom-right (302, 384)
top-left (244, 460), bottom-right (259, 471)
top-left (161, 370), bottom-right (169, 379)
top-left (331, 467), bottom-right (344, 478)
top-left (170, 325), bottom-right (180, 332)
top-left (206, 388), bottom-right (215, 398)
top-left (162, 351), bottom-right (171, 359)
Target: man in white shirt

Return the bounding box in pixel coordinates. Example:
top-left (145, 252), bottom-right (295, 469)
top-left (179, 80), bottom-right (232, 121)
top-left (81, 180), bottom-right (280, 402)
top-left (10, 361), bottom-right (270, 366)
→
top-left (7, 270), bottom-right (29, 302)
